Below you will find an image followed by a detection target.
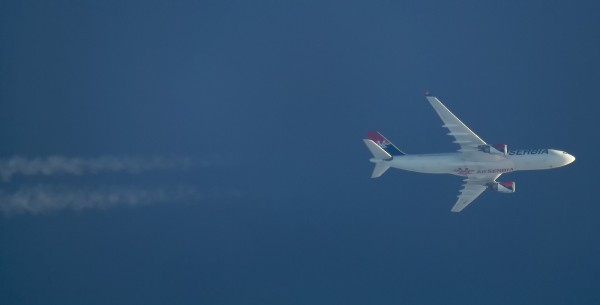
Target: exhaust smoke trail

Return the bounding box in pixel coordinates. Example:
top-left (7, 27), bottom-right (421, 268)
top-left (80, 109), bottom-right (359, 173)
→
top-left (0, 184), bottom-right (230, 215)
top-left (0, 154), bottom-right (243, 215)
top-left (0, 156), bottom-right (194, 182)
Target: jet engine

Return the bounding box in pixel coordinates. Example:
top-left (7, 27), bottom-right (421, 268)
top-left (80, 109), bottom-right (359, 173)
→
top-left (490, 181), bottom-right (516, 193)
top-left (478, 144), bottom-right (508, 156)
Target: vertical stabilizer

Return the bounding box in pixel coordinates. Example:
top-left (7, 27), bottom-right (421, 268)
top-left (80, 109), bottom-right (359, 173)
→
top-left (367, 131), bottom-right (406, 156)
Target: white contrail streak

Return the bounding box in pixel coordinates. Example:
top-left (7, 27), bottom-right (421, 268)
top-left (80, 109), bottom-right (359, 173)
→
top-left (0, 156), bottom-right (194, 182)
top-left (0, 184), bottom-right (212, 215)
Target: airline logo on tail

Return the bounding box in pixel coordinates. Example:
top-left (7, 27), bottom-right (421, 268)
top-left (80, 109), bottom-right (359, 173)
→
top-left (367, 131), bottom-right (406, 156)
top-left (375, 139), bottom-right (392, 149)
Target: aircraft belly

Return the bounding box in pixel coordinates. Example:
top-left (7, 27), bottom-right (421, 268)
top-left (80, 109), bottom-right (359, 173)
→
top-left (390, 155), bottom-right (516, 175)
top-left (390, 154), bottom-right (464, 174)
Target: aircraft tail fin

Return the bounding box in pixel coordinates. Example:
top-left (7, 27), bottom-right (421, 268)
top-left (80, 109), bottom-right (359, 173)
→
top-left (367, 131), bottom-right (406, 156)
top-left (363, 139), bottom-right (392, 178)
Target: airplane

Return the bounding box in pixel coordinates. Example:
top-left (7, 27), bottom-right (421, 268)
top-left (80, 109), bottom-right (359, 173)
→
top-left (363, 93), bottom-right (576, 212)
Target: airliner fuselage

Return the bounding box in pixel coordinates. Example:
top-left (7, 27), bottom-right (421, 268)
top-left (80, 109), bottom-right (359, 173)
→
top-left (384, 149), bottom-right (575, 176)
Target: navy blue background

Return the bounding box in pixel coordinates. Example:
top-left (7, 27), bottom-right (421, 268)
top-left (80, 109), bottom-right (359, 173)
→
top-left (1, 1), bottom-right (599, 304)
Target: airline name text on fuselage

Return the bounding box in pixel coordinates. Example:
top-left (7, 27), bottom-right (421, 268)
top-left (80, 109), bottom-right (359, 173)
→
top-left (508, 149), bottom-right (549, 156)
top-left (453, 168), bottom-right (514, 175)
top-left (476, 168), bottom-right (514, 174)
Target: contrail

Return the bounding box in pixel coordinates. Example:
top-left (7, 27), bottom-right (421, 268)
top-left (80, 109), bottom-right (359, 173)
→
top-left (0, 156), bottom-right (195, 182)
top-left (0, 155), bottom-right (243, 215)
top-left (0, 184), bottom-right (235, 215)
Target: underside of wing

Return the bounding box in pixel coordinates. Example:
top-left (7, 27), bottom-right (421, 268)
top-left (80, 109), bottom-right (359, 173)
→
top-left (451, 174), bottom-right (501, 212)
top-left (452, 184), bottom-right (487, 212)
top-left (426, 95), bottom-right (486, 154)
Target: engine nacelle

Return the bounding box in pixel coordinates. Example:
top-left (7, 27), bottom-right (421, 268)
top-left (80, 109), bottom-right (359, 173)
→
top-left (478, 144), bottom-right (508, 156)
top-left (490, 181), bottom-right (516, 193)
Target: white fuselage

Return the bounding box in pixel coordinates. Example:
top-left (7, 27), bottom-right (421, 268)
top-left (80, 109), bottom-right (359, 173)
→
top-left (385, 149), bottom-right (576, 177)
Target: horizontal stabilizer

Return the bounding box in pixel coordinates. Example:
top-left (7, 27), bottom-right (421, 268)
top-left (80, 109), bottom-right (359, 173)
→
top-left (370, 161), bottom-right (390, 178)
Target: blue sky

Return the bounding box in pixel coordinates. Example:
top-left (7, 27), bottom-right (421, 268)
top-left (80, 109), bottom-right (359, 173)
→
top-left (1, 1), bottom-right (599, 304)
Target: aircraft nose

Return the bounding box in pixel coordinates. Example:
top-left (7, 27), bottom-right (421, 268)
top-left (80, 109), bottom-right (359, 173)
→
top-left (564, 153), bottom-right (575, 165)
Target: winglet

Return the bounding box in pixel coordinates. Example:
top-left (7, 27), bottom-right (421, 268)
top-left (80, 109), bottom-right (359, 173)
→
top-left (424, 89), bottom-right (431, 96)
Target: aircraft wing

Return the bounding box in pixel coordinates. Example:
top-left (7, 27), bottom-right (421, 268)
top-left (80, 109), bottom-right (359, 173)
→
top-left (426, 95), bottom-right (487, 153)
top-left (451, 174), bottom-right (500, 212)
